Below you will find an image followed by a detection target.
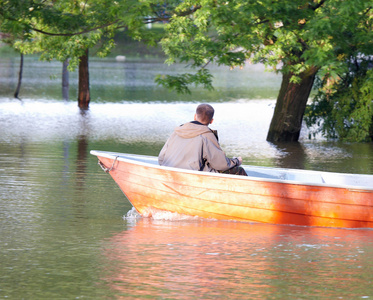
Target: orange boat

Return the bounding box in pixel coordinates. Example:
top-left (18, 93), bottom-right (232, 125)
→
top-left (91, 151), bottom-right (373, 228)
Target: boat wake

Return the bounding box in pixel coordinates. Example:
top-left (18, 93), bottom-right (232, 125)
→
top-left (123, 207), bottom-right (203, 222)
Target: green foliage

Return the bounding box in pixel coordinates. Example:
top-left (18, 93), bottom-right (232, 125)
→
top-left (305, 60), bottom-right (373, 142)
top-left (155, 68), bottom-right (213, 94)
top-left (157, 0), bottom-right (372, 95)
top-left (0, 0), bottom-right (180, 69)
top-left (154, 0), bottom-right (373, 142)
top-left (1, 0), bottom-right (372, 142)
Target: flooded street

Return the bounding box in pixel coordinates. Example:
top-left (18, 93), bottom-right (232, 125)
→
top-left (0, 57), bottom-right (373, 299)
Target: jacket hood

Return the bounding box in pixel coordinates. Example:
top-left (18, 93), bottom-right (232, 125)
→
top-left (174, 122), bottom-right (212, 139)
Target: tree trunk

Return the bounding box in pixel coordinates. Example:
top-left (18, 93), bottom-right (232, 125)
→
top-left (266, 69), bottom-right (318, 142)
top-left (62, 59), bottom-right (69, 101)
top-left (78, 49), bottom-right (90, 109)
top-left (14, 53), bottom-right (23, 100)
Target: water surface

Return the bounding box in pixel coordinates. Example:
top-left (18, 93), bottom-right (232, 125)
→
top-left (1, 57), bottom-right (373, 299)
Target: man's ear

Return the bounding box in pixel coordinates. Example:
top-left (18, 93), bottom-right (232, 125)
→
top-left (194, 114), bottom-right (197, 121)
top-left (210, 118), bottom-right (214, 124)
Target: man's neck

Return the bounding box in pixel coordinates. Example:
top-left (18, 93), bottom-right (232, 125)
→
top-left (191, 120), bottom-right (208, 126)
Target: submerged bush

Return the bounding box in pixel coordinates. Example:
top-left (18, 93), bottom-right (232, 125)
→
top-left (305, 59), bottom-right (373, 142)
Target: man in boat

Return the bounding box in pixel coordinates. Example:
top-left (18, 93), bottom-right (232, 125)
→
top-left (158, 103), bottom-right (247, 175)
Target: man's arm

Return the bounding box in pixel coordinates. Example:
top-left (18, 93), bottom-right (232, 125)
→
top-left (158, 140), bottom-right (168, 165)
top-left (202, 134), bottom-right (241, 172)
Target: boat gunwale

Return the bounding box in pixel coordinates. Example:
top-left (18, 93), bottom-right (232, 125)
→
top-left (90, 150), bottom-right (373, 192)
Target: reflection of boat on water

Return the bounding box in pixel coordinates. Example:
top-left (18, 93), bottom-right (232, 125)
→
top-left (91, 151), bottom-right (373, 228)
top-left (104, 218), bottom-right (373, 299)
top-left (104, 219), bottom-right (279, 299)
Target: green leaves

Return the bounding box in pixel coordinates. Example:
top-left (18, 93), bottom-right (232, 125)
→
top-left (156, 0), bottom-right (373, 142)
top-left (1, 0), bottom-right (177, 69)
top-left (305, 61), bottom-right (373, 142)
top-left (159, 0), bottom-right (372, 79)
top-left (2, 0), bottom-right (372, 142)
top-left (155, 68), bottom-right (213, 94)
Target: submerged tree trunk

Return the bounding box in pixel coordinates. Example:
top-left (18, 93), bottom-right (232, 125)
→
top-left (62, 59), bottom-right (69, 101)
top-left (14, 53), bottom-right (24, 99)
top-left (78, 49), bottom-right (90, 109)
top-left (266, 68), bottom-right (318, 142)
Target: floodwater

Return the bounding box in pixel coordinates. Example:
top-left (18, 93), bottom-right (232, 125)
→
top-left (0, 56), bottom-right (373, 299)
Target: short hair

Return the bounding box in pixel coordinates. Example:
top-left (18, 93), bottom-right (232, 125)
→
top-left (196, 104), bottom-right (214, 124)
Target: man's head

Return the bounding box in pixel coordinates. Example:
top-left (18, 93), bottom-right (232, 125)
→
top-left (195, 104), bottom-right (214, 125)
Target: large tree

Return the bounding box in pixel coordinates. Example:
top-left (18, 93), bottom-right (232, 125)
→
top-left (0, 0), bottom-right (112, 107)
top-left (156, 0), bottom-right (373, 142)
top-left (0, 0), bottom-right (177, 108)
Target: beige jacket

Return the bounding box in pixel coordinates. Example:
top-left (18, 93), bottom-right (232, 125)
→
top-left (158, 121), bottom-right (240, 172)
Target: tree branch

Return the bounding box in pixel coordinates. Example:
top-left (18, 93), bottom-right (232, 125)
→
top-left (29, 5), bottom-right (202, 37)
top-left (30, 20), bottom-right (121, 36)
top-left (363, 6), bottom-right (372, 15)
top-left (176, 5), bottom-right (202, 17)
top-left (311, 0), bottom-right (326, 11)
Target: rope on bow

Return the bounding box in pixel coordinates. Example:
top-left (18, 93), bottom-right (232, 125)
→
top-left (98, 156), bottom-right (118, 173)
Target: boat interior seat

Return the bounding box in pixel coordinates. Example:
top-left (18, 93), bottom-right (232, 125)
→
top-left (245, 167), bottom-right (326, 184)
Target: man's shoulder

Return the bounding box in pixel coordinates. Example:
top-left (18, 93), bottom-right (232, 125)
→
top-left (201, 129), bottom-right (220, 147)
top-left (175, 122), bottom-right (212, 138)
